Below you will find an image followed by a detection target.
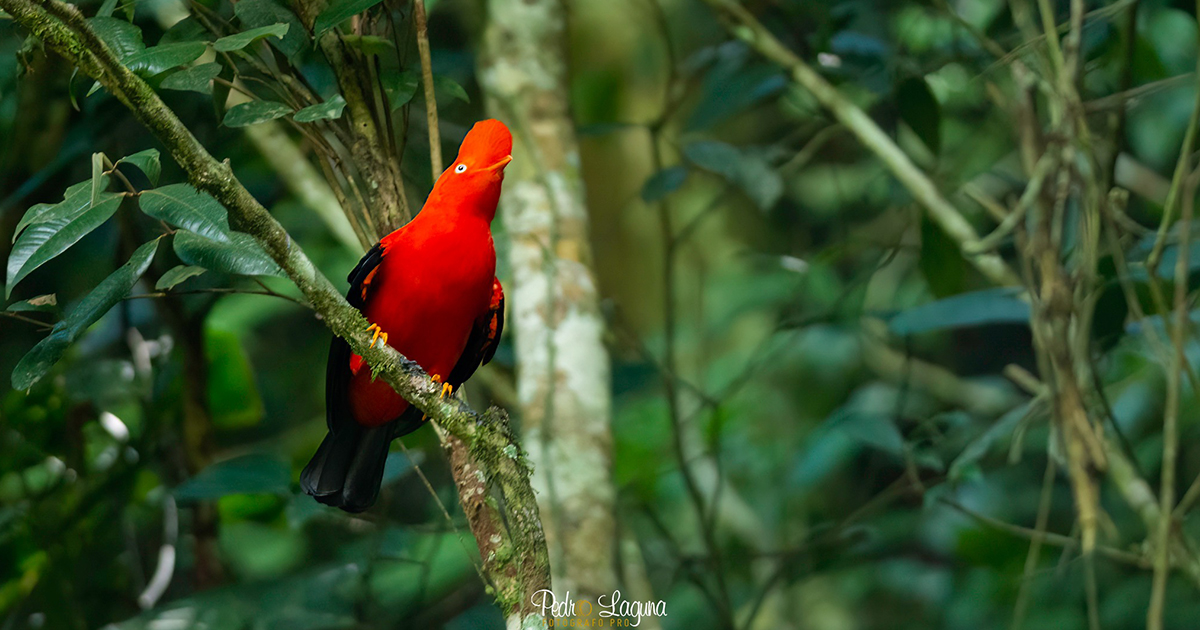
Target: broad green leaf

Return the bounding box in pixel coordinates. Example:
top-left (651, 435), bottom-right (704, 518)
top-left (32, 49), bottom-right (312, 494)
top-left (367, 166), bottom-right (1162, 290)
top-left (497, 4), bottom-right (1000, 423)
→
top-left (683, 141), bottom-right (782, 210)
top-left (897, 76), bottom-right (941, 154)
top-left (174, 230), bottom-right (285, 277)
top-left (155, 265), bottom-right (207, 290)
top-left (888, 288), bottom-right (1030, 335)
top-left (342, 35), bottom-right (394, 56)
top-left (5, 294), bottom-right (57, 313)
top-left (205, 328), bottom-right (265, 429)
top-left (213, 23), bottom-right (290, 52)
top-left (313, 0), bottom-right (384, 38)
top-left (641, 166), bottom-right (688, 204)
top-left (686, 61), bottom-right (784, 131)
top-left (223, 100), bottom-right (294, 127)
top-left (160, 16), bottom-right (211, 44)
top-left (174, 454), bottom-right (290, 500)
top-left (123, 42), bottom-right (207, 76)
top-left (11, 239), bottom-right (159, 390)
top-left (161, 62), bottom-right (222, 95)
top-left (433, 74), bottom-right (469, 103)
top-left (117, 149), bottom-right (162, 186)
top-left (139, 184), bottom-right (231, 242)
top-left (90, 152), bottom-right (106, 208)
top-left (234, 0), bottom-right (306, 59)
top-left (7, 192), bottom-right (122, 297)
top-left (88, 16), bottom-right (144, 61)
top-left (382, 70), bottom-right (419, 110)
top-left (918, 214), bottom-right (964, 298)
top-left (293, 95), bottom-right (346, 122)
top-left (12, 203), bottom-right (55, 243)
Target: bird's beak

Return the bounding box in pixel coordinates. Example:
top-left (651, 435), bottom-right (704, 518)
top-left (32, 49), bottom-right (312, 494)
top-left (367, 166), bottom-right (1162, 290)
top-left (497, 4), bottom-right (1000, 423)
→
top-left (486, 155), bottom-right (513, 172)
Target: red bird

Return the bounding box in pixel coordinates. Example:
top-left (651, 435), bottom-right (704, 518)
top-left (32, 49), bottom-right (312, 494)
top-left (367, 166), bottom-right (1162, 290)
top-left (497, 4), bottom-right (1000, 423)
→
top-left (302, 120), bottom-right (511, 512)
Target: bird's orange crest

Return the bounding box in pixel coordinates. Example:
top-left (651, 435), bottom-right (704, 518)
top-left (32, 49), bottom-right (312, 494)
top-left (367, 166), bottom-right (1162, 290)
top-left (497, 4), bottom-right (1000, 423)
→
top-left (459, 119), bottom-right (513, 169)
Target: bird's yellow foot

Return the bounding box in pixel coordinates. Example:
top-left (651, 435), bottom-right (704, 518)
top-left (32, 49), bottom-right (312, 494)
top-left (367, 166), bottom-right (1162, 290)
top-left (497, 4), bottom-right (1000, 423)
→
top-left (366, 323), bottom-right (388, 348)
top-left (429, 374), bottom-right (454, 400)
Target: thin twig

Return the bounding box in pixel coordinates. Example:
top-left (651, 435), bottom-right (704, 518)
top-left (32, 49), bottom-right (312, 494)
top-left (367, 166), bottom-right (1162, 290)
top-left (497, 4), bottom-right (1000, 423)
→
top-left (412, 0), bottom-right (441, 179)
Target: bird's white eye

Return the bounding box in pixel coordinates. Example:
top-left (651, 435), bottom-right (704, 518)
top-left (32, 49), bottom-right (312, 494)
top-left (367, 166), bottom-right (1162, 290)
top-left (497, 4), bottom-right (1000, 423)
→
top-left (455, 164), bottom-right (467, 173)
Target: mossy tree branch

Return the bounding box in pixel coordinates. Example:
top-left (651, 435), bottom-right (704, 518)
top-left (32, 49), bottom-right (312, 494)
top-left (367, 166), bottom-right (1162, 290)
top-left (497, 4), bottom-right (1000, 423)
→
top-left (2, 0), bottom-right (548, 619)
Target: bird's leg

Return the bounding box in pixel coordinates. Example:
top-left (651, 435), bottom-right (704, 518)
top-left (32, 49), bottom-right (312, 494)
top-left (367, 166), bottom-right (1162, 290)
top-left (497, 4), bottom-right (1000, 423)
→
top-left (421, 374), bottom-right (454, 422)
top-left (430, 374), bottom-right (454, 399)
top-left (366, 322), bottom-right (388, 348)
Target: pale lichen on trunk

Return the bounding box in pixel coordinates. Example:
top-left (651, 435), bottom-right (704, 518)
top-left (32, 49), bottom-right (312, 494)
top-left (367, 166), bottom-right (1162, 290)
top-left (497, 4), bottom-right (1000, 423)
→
top-left (479, 0), bottom-right (618, 604)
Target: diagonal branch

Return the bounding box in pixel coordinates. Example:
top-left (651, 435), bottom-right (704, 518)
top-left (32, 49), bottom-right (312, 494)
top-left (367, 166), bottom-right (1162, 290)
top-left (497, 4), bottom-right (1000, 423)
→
top-left (2, 0), bottom-right (548, 619)
top-left (698, 0), bottom-right (1020, 288)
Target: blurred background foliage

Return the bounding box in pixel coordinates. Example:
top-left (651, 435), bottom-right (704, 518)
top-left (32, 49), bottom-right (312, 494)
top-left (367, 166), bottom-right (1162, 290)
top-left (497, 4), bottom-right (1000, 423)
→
top-left (3, 0), bottom-right (1200, 628)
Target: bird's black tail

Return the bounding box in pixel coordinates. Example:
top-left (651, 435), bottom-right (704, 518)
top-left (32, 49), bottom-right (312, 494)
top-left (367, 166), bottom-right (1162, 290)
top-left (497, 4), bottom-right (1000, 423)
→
top-left (300, 422), bottom-right (394, 513)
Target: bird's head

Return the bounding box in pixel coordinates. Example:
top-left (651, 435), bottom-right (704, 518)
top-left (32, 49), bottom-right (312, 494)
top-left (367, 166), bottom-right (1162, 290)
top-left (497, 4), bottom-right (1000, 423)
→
top-left (430, 119), bottom-right (513, 220)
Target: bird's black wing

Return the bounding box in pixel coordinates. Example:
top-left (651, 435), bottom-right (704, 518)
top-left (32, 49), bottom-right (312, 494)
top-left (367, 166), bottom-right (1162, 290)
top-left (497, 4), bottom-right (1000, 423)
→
top-left (447, 278), bottom-right (505, 389)
top-left (324, 241), bottom-right (386, 432)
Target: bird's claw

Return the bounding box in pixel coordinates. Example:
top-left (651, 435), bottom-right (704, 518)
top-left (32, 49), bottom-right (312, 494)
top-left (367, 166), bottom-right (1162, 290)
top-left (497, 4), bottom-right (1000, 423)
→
top-left (429, 374), bottom-right (453, 399)
top-left (366, 323), bottom-right (387, 348)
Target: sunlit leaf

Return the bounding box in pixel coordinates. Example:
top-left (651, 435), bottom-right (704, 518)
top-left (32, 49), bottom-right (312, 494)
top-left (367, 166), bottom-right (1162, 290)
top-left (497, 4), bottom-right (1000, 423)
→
top-left (206, 328), bottom-right (265, 429)
top-left (11, 239), bottom-right (160, 390)
top-left (213, 23), bottom-right (290, 52)
top-left (7, 191), bottom-right (122, 297)
top-left (173, 230), bottom-right (285, 277)
top-left (174, 454), bottom-right (291, 500)
top-left (313, 0), bottom-right (384, 38)
top-left (160, 62), bottom-right (222, 95)
top-left (139, 184), bottom-right (231, 242)
top-left (123, 42), bottom-right (208, 76)
top-left (154, 265), bottom-right (206, 290)
top-left (117, 149), bottom-right (162, 187)
top-left (888, 288), bottom-right (1030, 335)
top-left (223, 100), bottom-right (294, 127)
top-left (294, 95), bottom-right (346, 123)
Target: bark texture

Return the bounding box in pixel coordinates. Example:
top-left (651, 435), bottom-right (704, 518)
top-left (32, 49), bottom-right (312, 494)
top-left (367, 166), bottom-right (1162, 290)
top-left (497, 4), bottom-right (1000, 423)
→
top-left (479, 0), bottom-right (618, 603)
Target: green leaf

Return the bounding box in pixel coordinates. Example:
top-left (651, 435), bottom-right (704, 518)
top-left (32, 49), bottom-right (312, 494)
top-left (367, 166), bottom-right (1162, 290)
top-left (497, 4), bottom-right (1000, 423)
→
top-left (683, 141), bottom-right (782, 210)
top-left (88, 16), bottom-right (144, 61)
top-left (173, 230), bottom-right (286, 277)
top-left (117, 148), bottom-right (162, 187)
top-left (160, 62), bottom-right (222, 95)
top-left (7, 191), bottom-right (122, 297)
top-left (155, 265), bottom-right (207, 290)
top-left (313, 0), bottom-right (384, 38)
top-left (11, 239), bottom-right (159, 390)
top-left (13, 203), bottom-right (55, 243)
top-left (382, 70), bottom-right (419, 110)
top-left (123, 42), bottom-right (207, 76)
top-left (90, 152), bottom-right (106, 208)
top-left (641, 166), bottom-right (688, 203)
top-left (293, 94), bottom-right (346, 122)
top-left (5, 294), bottom-right (57, 313)
top-left (897, 76), bottom-right (941, 154)
top-left (213, 23), bottom-right (290, 52)
top-left (160, 16), bottom-right (212, 44)
top-left (918, 214), bottom-right (964, 298)
top-left (234, 0), bottom-right (306, 59)
top-left (223, 100), bottom-right (294, 127)
top-left (174, 454), bottom-right (290, 500)
top-left (433, 74), bottom-right (469, 103)
top-left (341, 34), bottom-right (394, 56)
top-left (139, 184), bottom-right (231, 242)
top-left (206, 328), bottom-right (265, 429)
top-left (888, 288), bottom-right (1030, 335)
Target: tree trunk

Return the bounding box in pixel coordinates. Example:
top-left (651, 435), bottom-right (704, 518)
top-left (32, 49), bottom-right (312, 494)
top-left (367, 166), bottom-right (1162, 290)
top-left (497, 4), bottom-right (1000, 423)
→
top-left (479, 0), bottom-right (618, 606)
